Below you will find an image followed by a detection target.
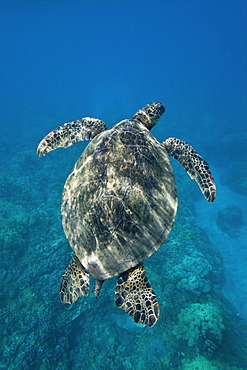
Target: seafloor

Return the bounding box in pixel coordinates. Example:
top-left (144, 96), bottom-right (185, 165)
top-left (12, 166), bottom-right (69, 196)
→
top-left (0, 131), bottom-right (247, 369)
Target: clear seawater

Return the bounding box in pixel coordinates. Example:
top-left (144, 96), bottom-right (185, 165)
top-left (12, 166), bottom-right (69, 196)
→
top-left (0, 1), bottom-right (246, 369)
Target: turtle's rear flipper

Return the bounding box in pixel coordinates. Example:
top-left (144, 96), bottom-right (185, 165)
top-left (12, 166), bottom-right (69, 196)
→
top-left (162, 138), bottom-right (216, 203)
top-left (115, 264), bottom-right (159, 327)
top-left (59, 254), bottom-right (90, 304)
top-left (37, 117), bottom-right (106, 156)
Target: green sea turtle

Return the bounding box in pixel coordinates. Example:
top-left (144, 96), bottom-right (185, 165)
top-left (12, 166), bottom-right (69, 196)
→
top-left (37, 102), bottom-right (216, 327)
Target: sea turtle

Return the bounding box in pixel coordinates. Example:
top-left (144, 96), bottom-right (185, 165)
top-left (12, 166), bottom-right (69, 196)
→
top-left (37, 102), bottom-right (216, 327)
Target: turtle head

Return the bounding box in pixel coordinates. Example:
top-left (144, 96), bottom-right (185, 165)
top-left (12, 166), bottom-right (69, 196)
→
top-left (132, 102), bottom-right (165, 130)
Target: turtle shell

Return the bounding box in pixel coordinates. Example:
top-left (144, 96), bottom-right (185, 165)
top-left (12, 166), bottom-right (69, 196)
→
top-left (61, 119), bottom-right (178, 280)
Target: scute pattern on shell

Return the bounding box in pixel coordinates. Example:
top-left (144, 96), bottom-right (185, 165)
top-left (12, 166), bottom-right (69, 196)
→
top-left (62, 119), bottom-right (178, 280)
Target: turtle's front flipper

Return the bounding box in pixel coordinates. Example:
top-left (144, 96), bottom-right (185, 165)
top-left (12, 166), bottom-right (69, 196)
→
top-left (37, 117), bottom-right (107, 156)
top-left (115, 264), bottom-right (159, 327)
top-left (162, 138), bottom-right (216, 202)
top-left (59, 254), bottom-right (90, 304)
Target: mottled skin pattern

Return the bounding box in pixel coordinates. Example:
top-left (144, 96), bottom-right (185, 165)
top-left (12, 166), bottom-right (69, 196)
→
top-left (59, 254), bottom-right (89, 304)
top-left (37, 102), bottom-right (216, 327)
top-left (37, 117), bottom-right (106, 157)
top-left (115, 264), bottom-right (159, 327)
top-left (62, 118), bottom-right (177, 281)
top-left (162, 138), bottom-right (216, 202)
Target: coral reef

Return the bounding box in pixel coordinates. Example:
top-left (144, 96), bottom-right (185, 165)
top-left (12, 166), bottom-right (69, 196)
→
top-left (218, 132), bottom-right (247, 167)
top-left (217, 205), bottom-right (245, 238)
top-left (220, 163), bottom-right (247, 197)
top-left (173, 303), bottom-right (225, 348)
top-left (0, 147), bottom-right (247, 369)
top-left (180, 355), bottom-right (242, 370)
top-left (169, 251), bottom-right (212, 294)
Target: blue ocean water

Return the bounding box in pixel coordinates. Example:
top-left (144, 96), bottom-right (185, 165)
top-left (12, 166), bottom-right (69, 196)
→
top-left (0, 0), bottom-right (246, 369)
